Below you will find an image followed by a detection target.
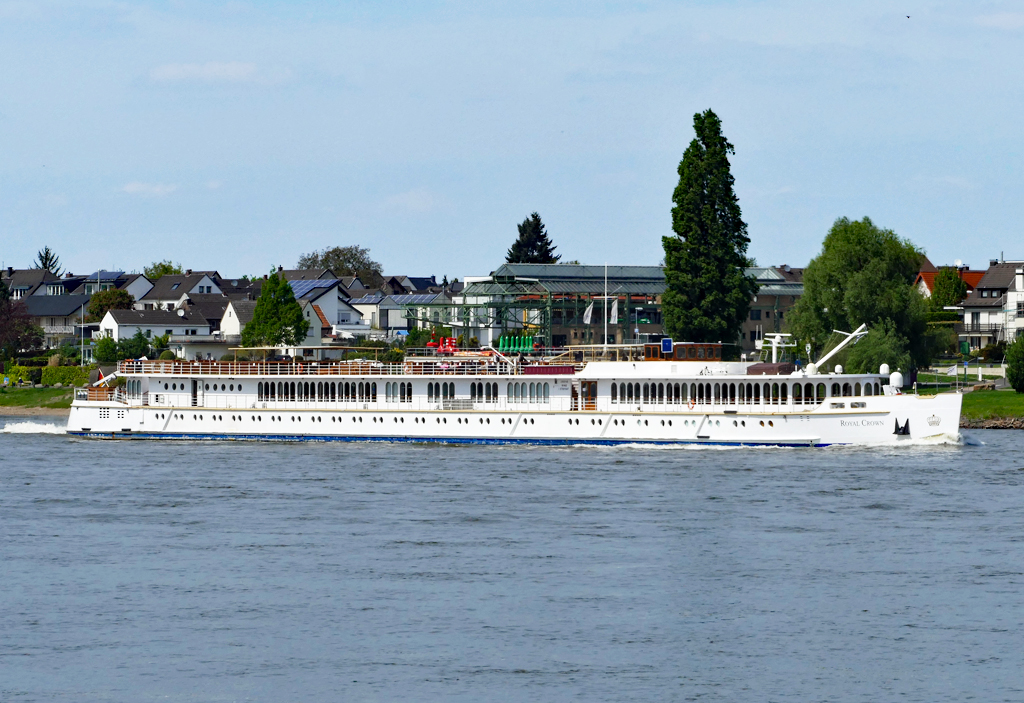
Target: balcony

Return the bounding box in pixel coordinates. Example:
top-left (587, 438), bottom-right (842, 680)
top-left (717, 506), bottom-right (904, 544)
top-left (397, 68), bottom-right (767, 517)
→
top-left (42, 325), bottom-right (76, 335)
top-left (956, 323), bottom-right (1004, 336)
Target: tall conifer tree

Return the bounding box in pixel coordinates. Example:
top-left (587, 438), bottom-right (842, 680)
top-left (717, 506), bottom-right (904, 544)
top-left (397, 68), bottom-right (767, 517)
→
top-left (506, 212), bottom-right (560, 264)
top-left (662, 110), bottom-right (756, 343)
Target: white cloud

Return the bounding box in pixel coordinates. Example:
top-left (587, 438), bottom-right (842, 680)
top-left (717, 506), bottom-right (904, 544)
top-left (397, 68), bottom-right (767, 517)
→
top-left (148, 61), bottom-right (258, 83)
top-left (121, 182), bottom-right (178, 196)
top-left (975, 13), bottom-right (1024, 30)
top-left (385, 187), bottom-right (440, 213)
top-left (206, 180), bottom-right (223, 190)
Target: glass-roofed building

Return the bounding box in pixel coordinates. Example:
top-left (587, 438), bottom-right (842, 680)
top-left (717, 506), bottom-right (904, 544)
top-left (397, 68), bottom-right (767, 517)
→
top-left (404, 263), bottom-right (803, 353)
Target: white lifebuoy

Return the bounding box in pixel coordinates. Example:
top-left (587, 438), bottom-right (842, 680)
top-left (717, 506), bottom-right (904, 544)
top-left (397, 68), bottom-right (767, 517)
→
top-left (687, 398), bottom-right (696, 410)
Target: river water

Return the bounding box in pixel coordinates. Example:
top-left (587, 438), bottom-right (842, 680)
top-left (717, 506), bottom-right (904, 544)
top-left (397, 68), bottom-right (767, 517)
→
top-left (2, 416), bottom-right (1023, 702)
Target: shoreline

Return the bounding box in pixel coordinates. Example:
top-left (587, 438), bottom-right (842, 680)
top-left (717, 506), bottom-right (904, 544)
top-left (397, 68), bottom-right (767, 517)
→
top-left (960, 417), bottom-right (1024, 430)
top-left (0, 407), bottom-right (72, 417)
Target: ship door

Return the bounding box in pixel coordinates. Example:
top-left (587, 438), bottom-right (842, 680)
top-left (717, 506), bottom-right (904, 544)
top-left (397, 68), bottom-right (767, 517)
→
top-left (191, 380), bottom-right (198, 407)
top-left (581, 381), bottom-right (598, 411)
top-left (571, 381), bottom-right (580, 411)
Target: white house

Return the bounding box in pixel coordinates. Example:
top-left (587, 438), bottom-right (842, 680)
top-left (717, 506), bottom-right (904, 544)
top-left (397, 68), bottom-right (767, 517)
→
top-left (221, 300), bottom-right (258, 337)
top-left (100, 309), bottom-right (211, 341)
top-left (136, 273), bottom-right (222, 311)
top-left (958, 260), bottom-right (1024, 350)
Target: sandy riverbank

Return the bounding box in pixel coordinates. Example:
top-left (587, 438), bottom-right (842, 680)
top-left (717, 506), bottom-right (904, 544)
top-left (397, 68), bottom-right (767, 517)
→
top-left (0, 407), bottom-right (71, 417)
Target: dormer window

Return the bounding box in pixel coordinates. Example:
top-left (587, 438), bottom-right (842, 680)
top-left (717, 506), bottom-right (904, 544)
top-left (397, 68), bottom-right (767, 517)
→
top-left (981, 290), bottom-right (988, 297)
top-left (171, 283), bottom-right (180, 290)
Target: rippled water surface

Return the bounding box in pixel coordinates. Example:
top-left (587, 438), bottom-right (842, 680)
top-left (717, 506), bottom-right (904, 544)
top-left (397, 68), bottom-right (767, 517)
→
top-left (2, 416), bottom-right (1023, 702)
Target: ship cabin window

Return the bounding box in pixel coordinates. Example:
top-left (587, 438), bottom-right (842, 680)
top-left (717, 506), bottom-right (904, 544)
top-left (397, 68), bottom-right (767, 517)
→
top-left (854, 382), bottom-right (861, 396)
top-left (842, 382), bottom-right (852, 397)
top-left (831, 383), bottom-right (841, 398)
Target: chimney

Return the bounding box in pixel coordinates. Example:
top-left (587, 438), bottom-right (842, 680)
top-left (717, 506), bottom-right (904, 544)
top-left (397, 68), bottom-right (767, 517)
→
top-left (185, 269), bottom-right (192, 276)
top-left (990, 259), bottom-right (998, 267)
top-left (6, 266), bottom-right (12, 277)
top-left (278, 265), bottom-right (284, 273)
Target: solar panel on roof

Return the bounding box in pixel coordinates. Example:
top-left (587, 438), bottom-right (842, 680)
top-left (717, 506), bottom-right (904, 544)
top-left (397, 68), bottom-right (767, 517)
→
top-left (288, 279), bottom-right (338, 298)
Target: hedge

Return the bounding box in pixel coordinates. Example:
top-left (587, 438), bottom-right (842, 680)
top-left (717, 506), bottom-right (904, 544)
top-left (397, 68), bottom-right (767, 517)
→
top-left (2, 365), bottom-right (41, 385)
top-left (925, 310), bottom-right (960, 323)
top-left (41, 366), bottom-right (92, 387)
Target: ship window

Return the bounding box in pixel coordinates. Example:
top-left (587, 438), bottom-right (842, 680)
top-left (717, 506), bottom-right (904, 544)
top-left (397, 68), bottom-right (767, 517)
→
top-left (753, 383), bottom-right (760, 404)
top-left (204, 383), bottom-right (209, 391)
top-left (842, 383), bottom-right (852, 397)
top-left (874, 382), bottom-right (880, 395)
top-left (816, 383), bottom-right (826, 402)
top-left (855, 382), bottom-right (862, 396)
top-left (830, 383), bottom-right (839, 398)
top-left (697, 347), bottom-right (705, 359)
top-left (793, 383), bottom-right (802, 404)
top-left (780, 383), bottom-right (787, 404)
top-left (712, 383), bottom-right (719, 403)
top-left (642, 383), bottom-right (649, 403)
top-left (656, 383), bottom-right (663, 403)
top-left (543, 383), bottom-right (550, 401)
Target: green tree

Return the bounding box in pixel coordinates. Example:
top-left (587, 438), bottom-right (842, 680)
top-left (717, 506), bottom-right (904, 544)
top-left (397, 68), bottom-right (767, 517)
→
top-left (506, 212), bottom-right (560, 264)
top-left (297, 245), bottom-right (384, 287)
top-left (144, 260), bottom-right (183, 280)
top-left (118, 330), bottom-right (151, 360)
top-left (241, 271), bottom-right (310, 350)
top-left (1007, 336), bottom-right (1024, 393)
top-left (662, 110), bottom-right (757, 343)
top-left (87, 289), bottom-right (135, 322)
top-left (789, 217), bottom-right (928, 368)
top-left (94, 336), bottom-right (119, 363)
top-left (33, 246), bottom-right (62, 275)
top-left (930, 267), bottom-right (969, 309)
top-left (0, 280), bottom-right (43, 358)
top-left (844, 320), bottom-right (912, 374)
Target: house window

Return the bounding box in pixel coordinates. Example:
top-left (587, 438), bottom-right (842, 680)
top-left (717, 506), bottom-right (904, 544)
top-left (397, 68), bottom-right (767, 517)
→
top-left (981, 290), bottom-right (988, 298)
top-left (171, 283), bottom-right (180, 290)
top-left (1017, 301), bottom-right (1024, 318)
top-left (145, 330), bottom-right (151, 338)
top-left (750, 310), bottom-right (761, 320)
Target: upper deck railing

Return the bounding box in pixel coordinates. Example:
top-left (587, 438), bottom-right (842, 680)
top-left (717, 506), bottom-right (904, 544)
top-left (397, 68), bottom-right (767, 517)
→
top-left (116, 357), bottom-right (534, 378)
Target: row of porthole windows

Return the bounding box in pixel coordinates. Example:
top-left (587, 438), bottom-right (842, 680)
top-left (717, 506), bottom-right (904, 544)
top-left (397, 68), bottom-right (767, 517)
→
top-left (157, 413), bottom-right (781, 430)
top-left (610, 381), bottom-right (882, 405)
top-left (508, 382), bottom-right (550, 403)
top-left (163, 381), bottom-right (244, 392)
top-left (257, 380), bottom-right (378, 403)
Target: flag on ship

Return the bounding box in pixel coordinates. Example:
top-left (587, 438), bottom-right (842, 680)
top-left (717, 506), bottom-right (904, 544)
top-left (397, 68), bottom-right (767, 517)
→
top-left (583, 301), bottom-right (594, 325)
top-left (609, 298), bottom-right (618, 324)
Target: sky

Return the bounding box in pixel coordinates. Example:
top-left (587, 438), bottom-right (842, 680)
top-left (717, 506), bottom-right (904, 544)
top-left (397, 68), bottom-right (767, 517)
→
top-left (2, 1), bottom-right (1024, 280)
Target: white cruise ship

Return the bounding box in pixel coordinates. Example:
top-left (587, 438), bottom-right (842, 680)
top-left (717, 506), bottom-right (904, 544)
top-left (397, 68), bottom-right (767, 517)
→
top-left (67, 333), bottom-right (962, 447)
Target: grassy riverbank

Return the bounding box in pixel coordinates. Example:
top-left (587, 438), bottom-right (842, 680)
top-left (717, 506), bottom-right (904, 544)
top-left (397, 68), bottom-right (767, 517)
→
top-left (0, 387), bottom-right (74, 412)
top-left (960, 389), bottom-right (1024, 421)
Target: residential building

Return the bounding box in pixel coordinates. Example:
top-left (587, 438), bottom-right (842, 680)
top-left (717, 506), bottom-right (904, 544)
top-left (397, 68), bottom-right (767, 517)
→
top-left (136, 273), bottom-right (222, 311)
top-left (1, 267), bottom-right (62, 299)
top-left (957, 259), bottom-right (1024, 350)
top-left (99, 309), bottom-right (211, 341)
top-left (349, 293), bottom-right (409, 335)
top-left (221, 300), bottom-right (257, 337)
top-left (22, 295), bottom-right (91, 348)
top-left (914, 265), bottom-right (985, 300)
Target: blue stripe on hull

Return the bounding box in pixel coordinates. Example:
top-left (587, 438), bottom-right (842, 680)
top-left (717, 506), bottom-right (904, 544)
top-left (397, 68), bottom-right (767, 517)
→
top-left (66, 431), bottom-right (833, 448)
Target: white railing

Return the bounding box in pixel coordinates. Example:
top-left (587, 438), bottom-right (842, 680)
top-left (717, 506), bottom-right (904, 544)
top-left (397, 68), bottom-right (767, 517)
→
top-left (117, 359), bottom-right (524, 377)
